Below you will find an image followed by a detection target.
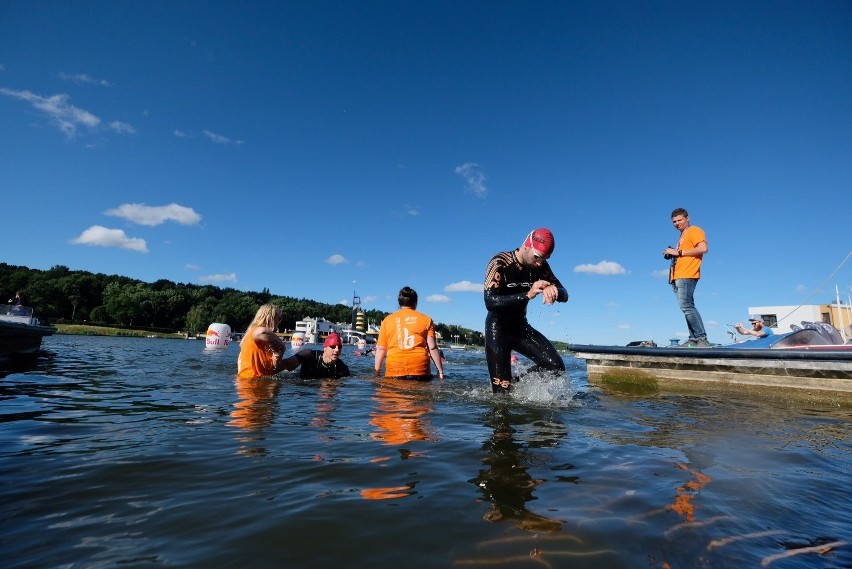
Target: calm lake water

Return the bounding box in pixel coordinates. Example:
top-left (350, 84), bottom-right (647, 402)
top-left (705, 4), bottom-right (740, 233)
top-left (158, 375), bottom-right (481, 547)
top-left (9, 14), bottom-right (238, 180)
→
top-left (2, 335), bottom-right (850, 568)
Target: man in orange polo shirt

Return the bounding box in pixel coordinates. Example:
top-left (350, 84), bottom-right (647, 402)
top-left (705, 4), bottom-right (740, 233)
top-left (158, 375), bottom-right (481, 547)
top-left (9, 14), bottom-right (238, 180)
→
top-left (374, 286), bottom-right (445, 380)
top-left (663, 208), bottom-right (709, 348)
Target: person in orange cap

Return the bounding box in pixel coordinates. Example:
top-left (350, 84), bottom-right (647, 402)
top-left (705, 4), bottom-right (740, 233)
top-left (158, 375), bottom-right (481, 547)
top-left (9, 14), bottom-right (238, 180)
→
top-left (483, 228), bottom-right (568, 393)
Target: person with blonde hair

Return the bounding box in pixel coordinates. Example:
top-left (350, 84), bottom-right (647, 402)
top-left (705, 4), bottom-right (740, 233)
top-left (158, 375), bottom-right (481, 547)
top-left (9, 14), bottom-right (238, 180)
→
top-left (237, 304), bottom-right (288, 379)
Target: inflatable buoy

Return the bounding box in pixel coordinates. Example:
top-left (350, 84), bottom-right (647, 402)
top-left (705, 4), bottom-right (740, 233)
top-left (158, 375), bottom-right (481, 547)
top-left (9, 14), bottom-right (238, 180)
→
top-left (291, 332), bottom-right (306, 351)
top-left (205, 323), bottom-right (231, 350)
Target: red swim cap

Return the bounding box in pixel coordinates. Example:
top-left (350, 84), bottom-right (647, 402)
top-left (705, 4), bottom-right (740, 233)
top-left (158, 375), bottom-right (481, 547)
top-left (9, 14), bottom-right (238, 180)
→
top-left (523, 228), bottom-right (555, 257)
top-left (324, 332), bottom-right (342, 348)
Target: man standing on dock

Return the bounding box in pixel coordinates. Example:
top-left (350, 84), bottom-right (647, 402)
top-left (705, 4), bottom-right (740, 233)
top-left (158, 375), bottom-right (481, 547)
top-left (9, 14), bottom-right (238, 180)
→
top-left (663, 208), bottom-right (709, 348)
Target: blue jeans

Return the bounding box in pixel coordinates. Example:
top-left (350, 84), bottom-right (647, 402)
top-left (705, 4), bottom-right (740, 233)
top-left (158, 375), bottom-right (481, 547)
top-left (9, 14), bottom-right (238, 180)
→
top-left (672, 278), bottom-right (706, 341)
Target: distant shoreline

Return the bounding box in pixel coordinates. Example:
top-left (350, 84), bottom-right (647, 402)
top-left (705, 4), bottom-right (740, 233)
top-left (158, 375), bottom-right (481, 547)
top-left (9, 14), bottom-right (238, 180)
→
top-left (55, 324), bottom-right (187, 339)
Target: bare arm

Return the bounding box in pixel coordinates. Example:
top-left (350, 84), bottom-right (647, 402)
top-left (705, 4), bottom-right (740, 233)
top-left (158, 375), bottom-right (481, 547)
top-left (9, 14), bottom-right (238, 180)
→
top-left (426, 335), bottom-right (445, 379)
top-left (734, 323), bottom-right (760, 337)
top-left (373, 345), bottom-right (386, 377)
top-left (666, 241), bottom-right (708, 258)
top-left (252, 326), bottom-right (287, 371)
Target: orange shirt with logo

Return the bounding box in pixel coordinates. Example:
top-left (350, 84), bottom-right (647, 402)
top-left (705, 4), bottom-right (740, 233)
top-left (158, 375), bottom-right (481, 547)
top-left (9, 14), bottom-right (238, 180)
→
top-left (672, 225), bottom-right (707, 280)
top-left (377, 307), bottom-right (435, 377)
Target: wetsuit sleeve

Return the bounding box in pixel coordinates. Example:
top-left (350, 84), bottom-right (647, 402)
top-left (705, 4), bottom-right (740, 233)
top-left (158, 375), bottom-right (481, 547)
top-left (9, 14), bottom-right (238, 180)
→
top-left (484, 253), bottom-right (530, 311)
top-left (296, 349), bottom-right (313, 363)
top-left (484, 289), bottom-right (530, 311)
top-left (542, 263), bottom-right (569, 303)
top-left (338, 362), bottom-right (351, 378)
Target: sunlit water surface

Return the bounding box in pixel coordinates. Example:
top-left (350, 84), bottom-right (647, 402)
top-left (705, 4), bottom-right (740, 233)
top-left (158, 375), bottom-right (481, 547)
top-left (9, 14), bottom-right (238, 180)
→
top-left (1, 335), bottom-right (850, 568)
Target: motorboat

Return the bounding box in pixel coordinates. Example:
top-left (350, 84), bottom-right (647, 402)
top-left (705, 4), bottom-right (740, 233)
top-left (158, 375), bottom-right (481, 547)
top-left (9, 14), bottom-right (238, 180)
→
top-left (0, 304), bottom-right (56, 356)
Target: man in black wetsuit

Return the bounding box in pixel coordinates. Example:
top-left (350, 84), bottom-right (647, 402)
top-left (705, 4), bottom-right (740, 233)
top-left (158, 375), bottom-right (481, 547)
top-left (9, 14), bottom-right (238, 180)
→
top-left (484, 228), bottom-right (569, 393)
top-left (281, 332), bottom-right (351, 379)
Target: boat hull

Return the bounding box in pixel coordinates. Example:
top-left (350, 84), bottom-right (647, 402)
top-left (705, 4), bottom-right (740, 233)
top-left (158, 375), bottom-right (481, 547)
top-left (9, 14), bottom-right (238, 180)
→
top-left (0, 320), bottom-right (56, 355)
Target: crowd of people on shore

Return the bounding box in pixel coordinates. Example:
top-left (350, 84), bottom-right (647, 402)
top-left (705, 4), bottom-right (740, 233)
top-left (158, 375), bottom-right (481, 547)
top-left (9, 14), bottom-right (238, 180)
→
top-left (237, 208), bottom-right (715, 394)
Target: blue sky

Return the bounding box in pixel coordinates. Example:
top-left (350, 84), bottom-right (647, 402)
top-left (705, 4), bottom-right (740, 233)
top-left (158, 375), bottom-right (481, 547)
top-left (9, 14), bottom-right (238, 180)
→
top-left (2, 1), bottom-right (851, 345)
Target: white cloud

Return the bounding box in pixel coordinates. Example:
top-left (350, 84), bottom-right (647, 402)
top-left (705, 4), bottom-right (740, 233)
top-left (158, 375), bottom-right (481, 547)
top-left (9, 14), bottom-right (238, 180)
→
top-left (338, 299), bottom-right (350, 306)
top-left (199, 273), bottom-right (237, 284)
top-left (174, 129), bottom-right (191, 138)
top-left (795, 284), bottom-right (807, 293)
top-left (454, 162), bottom-right (487, 198)
top-left (108, 121), bottom-right (136, 134)
top-left (70, 225), bottom-right (148, 253)
top-left (618, 323), bottom-right (631, 329)
top-left (185, 263), bottom-right (201, 270)
top-left (426, 294), bottom-right (452, 303)
top-left (0, 88), bottom-right (100, 137)
top-left (59, 72), bottom-right (112, 87)
top-left (203, 130), bottom-right (230, 143)
top-left (326, 254), bottom-right (347, 265)
top-left (652, 269), bottom-right (669, 279)
top-left (363, 295), bottom-right (377, 303)
top-left (203, 129), bottom-right (243, 145)
top-left (405, 205), bottom-right (420, 216)
top-left (574, 260), bottom-right (628, 275)
top-left (105, 203), bottom-right (202, 226)
top-left (445, 280), bottom-right (482, 293)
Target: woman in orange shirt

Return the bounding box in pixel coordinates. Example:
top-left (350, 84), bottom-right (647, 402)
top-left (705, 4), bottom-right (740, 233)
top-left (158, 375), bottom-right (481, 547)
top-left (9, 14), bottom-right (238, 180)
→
top-left (237, 304), bottom-right (287, 379)
top-left (374, 287), bottom-right (445, 380)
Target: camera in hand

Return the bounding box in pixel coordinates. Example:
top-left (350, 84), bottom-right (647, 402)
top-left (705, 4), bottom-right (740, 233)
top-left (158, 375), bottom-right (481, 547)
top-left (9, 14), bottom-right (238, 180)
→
top-left (663, 246), bottom-right (674, 260)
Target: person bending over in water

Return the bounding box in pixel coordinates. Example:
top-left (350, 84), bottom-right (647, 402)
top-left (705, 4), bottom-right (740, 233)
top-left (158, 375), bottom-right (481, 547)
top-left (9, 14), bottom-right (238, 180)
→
top-left (484, 228), bottom-right (568, 393)
top-left (281, 332), bottom-right (351, 379)
top-left (237, 304), bottom-right (288, 379)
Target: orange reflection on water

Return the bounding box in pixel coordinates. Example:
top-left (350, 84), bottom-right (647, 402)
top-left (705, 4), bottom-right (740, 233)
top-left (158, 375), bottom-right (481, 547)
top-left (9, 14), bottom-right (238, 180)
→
top-left (670, 463), bottom-right (712, 521)
top-left (368, 381), bottom-right (435, 446)
top-left (227, 376), bottom-right (280, 430)
top-left (227, 376), bottom-right (281, 456)
top-left (361, 380), bottom-right (436, 500)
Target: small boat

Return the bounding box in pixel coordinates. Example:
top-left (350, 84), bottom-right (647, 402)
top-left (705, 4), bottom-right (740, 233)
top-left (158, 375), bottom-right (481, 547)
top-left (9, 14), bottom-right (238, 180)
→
top-left (570, 324), bottom-right (852, 397)
top-left (0, 304), bottom-right (56, 357)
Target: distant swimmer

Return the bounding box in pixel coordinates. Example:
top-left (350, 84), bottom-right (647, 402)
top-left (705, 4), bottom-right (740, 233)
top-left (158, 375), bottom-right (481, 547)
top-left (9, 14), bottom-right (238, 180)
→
top-left (354, 338), bottom-right (374, 356)
top-left (484, 228), bottom-right (568, 393)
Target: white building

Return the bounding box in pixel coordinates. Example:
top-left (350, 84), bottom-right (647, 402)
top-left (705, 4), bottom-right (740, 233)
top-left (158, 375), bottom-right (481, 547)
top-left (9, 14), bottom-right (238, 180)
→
top-left (748, 303), bottom-right (852, 342)
top-left (293, 317), bottom-right (335, 344)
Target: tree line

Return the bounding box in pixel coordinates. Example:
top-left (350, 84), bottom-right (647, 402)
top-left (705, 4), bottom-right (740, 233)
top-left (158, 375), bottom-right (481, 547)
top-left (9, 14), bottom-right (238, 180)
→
top-left (1, 263), bottom-right (484, 345)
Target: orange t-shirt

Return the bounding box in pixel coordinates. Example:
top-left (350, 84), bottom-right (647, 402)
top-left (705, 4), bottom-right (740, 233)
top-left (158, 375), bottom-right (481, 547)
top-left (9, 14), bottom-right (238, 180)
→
top-left (672, 225), bottom-right (707, 280)
top-left (377, 307), bottom-right (435, 377)
top-left (237, 331), bottom-right (277, 379)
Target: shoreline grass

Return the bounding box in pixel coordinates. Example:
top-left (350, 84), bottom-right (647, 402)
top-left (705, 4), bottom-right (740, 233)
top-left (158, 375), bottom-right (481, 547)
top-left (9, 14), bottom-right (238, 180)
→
top-left (55, 324), bottom-right (188, 339)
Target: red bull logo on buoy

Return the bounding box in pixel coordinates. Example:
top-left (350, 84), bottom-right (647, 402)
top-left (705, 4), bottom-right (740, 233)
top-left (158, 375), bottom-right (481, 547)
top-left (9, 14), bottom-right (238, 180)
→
top-left (291, 332), bottom-right (306, 351)
top-left (205, 323), bottom-right (231, 349)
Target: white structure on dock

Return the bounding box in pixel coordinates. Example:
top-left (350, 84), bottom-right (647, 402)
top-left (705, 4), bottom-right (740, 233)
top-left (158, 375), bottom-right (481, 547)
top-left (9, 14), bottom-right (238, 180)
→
top-left (748, 302), bottom-right (852, 341)
top-left (293, 317), bottom-right (335, 344)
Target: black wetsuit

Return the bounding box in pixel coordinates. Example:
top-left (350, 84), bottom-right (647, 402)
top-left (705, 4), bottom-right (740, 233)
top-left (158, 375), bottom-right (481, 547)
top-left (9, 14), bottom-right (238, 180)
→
top-left (484, 250), bottom-right (568, 392)
top-left (294, 349), bottom-right (350, 379)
